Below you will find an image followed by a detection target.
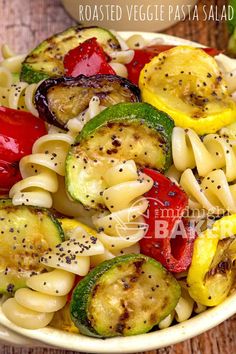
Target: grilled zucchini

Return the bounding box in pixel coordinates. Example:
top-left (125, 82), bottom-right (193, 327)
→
top-left (71, 254), bottom-right (181, 337)
top-left (66, 102), bottom-right (174, 209)
top-left (0, 201), bottom-right (64, 293)
top-left (20, 26), bottom-right (121, 84)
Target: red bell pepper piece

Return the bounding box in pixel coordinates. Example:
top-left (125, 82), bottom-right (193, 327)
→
top-left (126, 45), bottom-right (221, 85)
top-left (0, 106), bottom-right (47, 193)
top-left (140, 168), bottom-right (196, 273)
top-left (63, 37), bottom-right (116, 77)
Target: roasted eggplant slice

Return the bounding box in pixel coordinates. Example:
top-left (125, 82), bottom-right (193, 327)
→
top-left (35, 75), bottom-right (141, 129)
top-left (20, 26), bottom-right (121, 84)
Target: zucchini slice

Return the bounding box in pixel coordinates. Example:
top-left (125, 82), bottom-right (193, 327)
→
top-left (71, 254), bottom-right (181, 337)
top-left (0, 201), bottom-right (64, 294)
top-left (20, 26), bottom-right (121, 84)
top-left (35, 75), bottom-right (140, 129)
top-left (66, 102), bottom-right (174, 209)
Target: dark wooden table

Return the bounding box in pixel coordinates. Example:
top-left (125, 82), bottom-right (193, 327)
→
top-left (0, 0), bottom-right (235, 353)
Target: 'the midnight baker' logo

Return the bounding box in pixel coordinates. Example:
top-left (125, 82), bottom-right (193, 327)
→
top-left (77, 4), bottom-right (234, 22)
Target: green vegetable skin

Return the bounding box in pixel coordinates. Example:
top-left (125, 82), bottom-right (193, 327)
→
top-left (228, 1), bottom-right (236, 55)
top-left (71, 254), bottom-right (181, 337)
top-left (66, 102), bottom-right (174, 209)
top-left (20, 26), bottom-right (121, 83)
top-left (0, 200), bottom-right (64, 293)
top-left (228, 0), bottom-right (236, 34)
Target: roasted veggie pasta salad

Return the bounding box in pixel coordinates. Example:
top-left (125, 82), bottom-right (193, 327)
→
top-left (0, 26), bottom-right (235, 338)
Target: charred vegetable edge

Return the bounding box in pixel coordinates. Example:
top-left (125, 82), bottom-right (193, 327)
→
top-left (34, 74), bottom-right (141, 129)
top-left (72, 102), bottom-right (174, 169)
top-left (20, 26), bottom-right (121, 84)
top-left (0, 200), bottom-right (65, 293)
top-left (71, 253), bottom-right (181, 338)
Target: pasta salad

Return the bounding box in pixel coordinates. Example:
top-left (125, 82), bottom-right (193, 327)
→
top-left (0, 26), bottom-right (235, 338)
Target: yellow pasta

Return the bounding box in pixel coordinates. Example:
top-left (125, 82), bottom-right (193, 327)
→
top-left (108, 48), bottom-right (134, 78)
top-left (0, 66), bottom-right (15, 87)
top-left (0, 44), bottom-right (25, 74)
top-left (158, 283), bottom-right (206, 329)
top-left (109, 49), bottom-right (134, 64)
top-left (2, 269), bottom-right (75, 329)
top-left (219, 122), bottom-right (236, 140)
top-left (166, 165), bottom-right (181, 185)
top-left (0, 81), bottom-right (41, 116)
top-left (91, 160), bottom-right (153, 265)
top-left (2, 298), bottom-right (55, 329)
top-left (0, 44), bottom-right (41, 116)
top-left (52, 176), bottom-right (96, 225)
top-left (109, 62), bottom-right (128, 78)
top-left (126, 34), bottom-right (147, 49)
top-left (180, 168), bottom-right (236, 214)
top-left (67, 96), bottom-right (105, 135)
top-left (172, 127), bottom-right (236, 182)
top-left (40, 226), bottom-right (104, 276)
top-left (9, 133), bottom-right (74, 208)
top-left (126, 34), bottom-right (166, 50)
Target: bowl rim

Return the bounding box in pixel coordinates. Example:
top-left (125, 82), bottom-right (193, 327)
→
top-left (0, 292), bottom-right (235, 352)
top-left (0, 30), bottom-right (235, 352)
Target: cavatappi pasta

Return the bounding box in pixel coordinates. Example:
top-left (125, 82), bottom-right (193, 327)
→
top-left (0, 81), bottom-right (41, 116)
top-left (172, 127), bottom-right (236, 182)
top-left (125, 34), bottom-right (165, 50)
top-left (66, 96), bottom-right (105, 135)
top-left (9, 133), bottom-right (74, 208)
top-left (91, 160), bottom-right (153, 265)
top-left (40, 226), bottom-right (104, 275)
top-left (126, 34), bottom-right (148, 50)
top-left (166, 165), bottom-right (182, 185)
top-left (159, 282), bottom-right (207, 329)
top-left (219, 122), bottom-right (236, 140)
top-left (109, 49), bottom-right (134, 79)
top-left (0, 45), bottom-right (40, 116)
top-left (0, 44), bottom-right (25, 79)
top-left (180, 168), bottom-right (236, 214)
top-left (2, 270), bottom-right (75, 329)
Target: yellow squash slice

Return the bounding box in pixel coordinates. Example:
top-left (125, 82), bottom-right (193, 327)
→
top-left (139, 46), bottom-right (236, 135)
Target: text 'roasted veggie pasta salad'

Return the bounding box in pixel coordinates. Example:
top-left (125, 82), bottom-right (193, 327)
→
top-left (0, 26), bottom-right (235, 338)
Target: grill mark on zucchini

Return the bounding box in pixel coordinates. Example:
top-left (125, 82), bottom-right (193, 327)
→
top-left (20, 26), bottom-right (121, 84)
top-left (113, 260), bottom-right (145, 335)
top-left (0, 201), bottom-right (64, 293)
top-left (71, 254), bottom-right (181, 337)
top-left (66, 103), bottom-right (174, 209)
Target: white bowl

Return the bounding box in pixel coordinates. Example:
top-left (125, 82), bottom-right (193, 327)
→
top-left (0, 31), bottom-right (235, 352)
